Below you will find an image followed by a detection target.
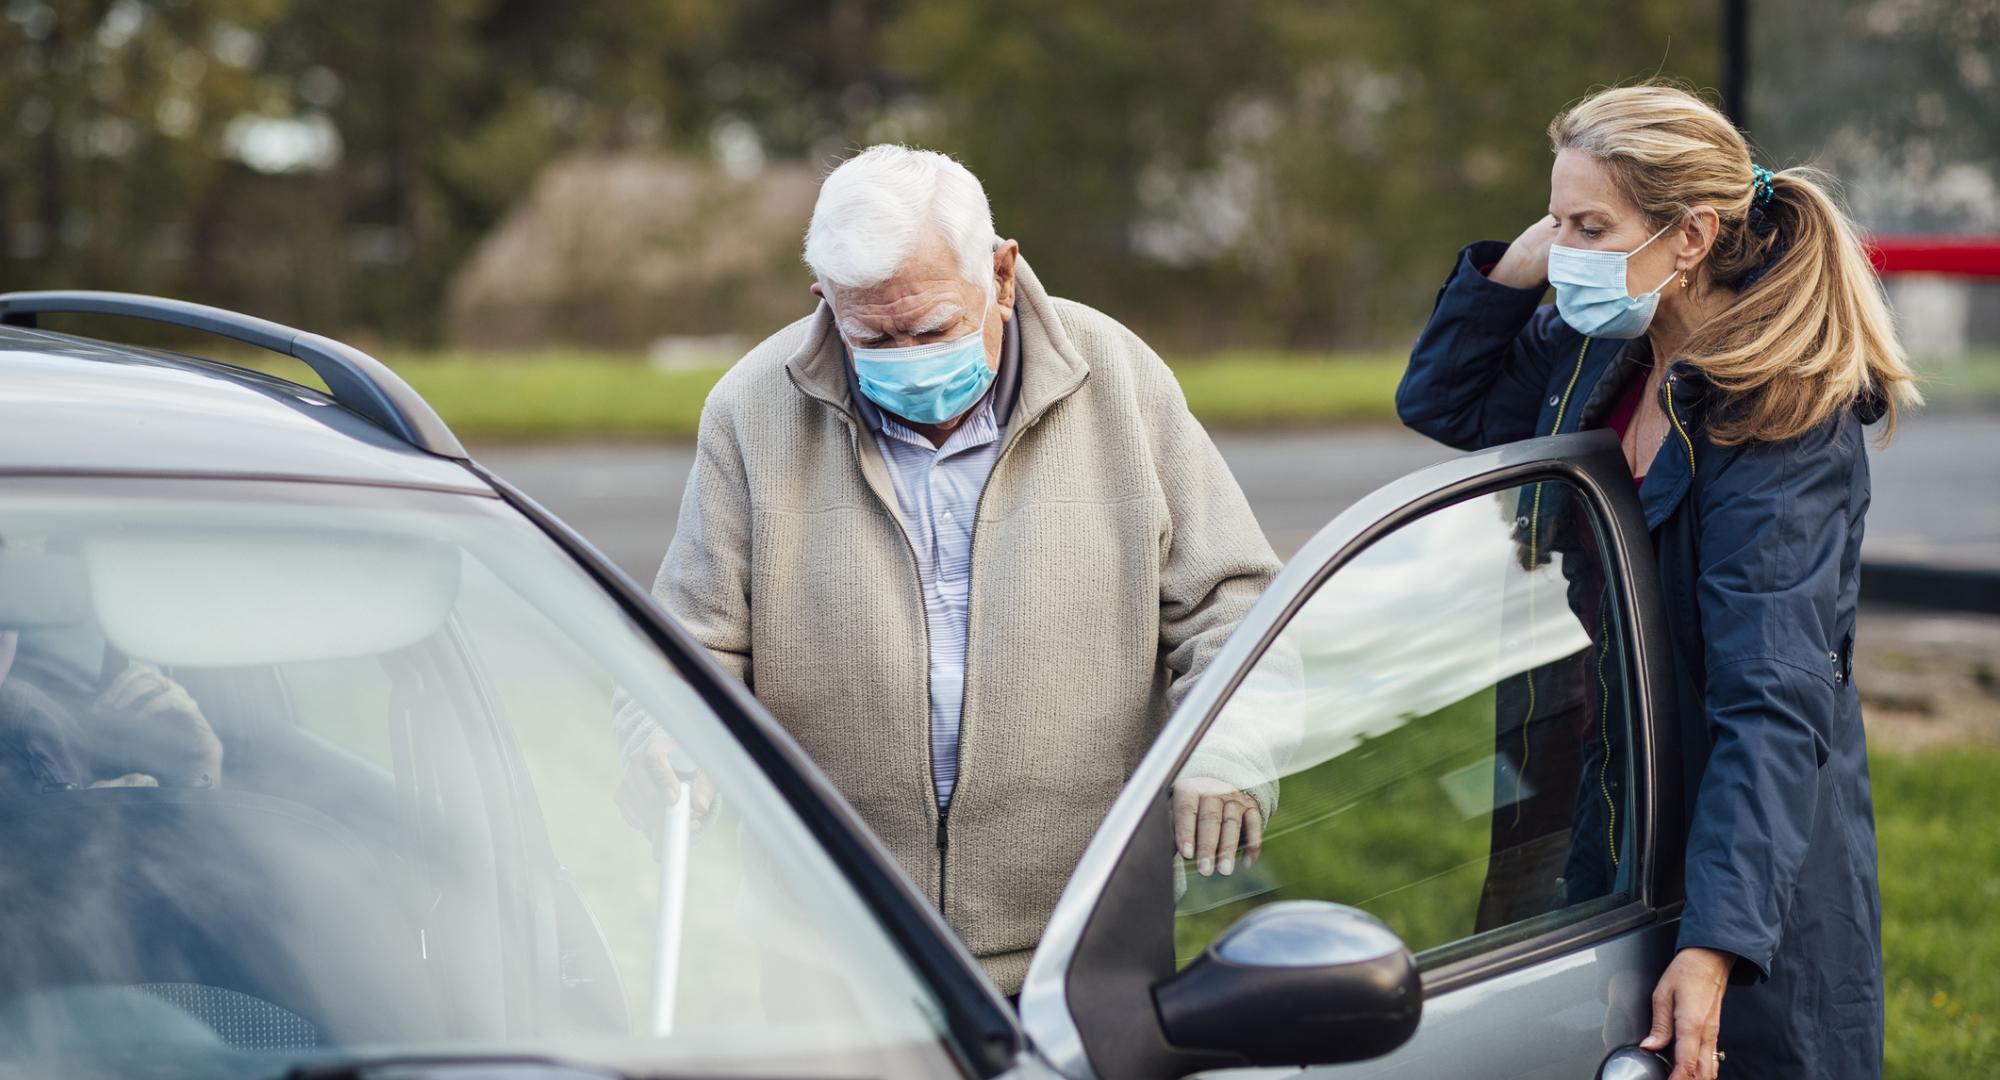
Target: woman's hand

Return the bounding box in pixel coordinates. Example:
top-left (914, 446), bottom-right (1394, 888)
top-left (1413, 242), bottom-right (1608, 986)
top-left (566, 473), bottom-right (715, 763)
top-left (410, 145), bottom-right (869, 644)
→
top-left (1640, 946), bottom-right (1734, 1079)
top-left (1486, 214), bottom-right (1560, 290)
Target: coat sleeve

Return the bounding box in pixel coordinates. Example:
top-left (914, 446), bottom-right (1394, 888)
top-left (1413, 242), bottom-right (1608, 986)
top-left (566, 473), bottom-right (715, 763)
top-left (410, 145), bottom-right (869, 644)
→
top-left (1396, 240), bottom-right (1572, 451)
top-left (1673, 419), bottom-right (1857, 982)
top-left (612, 396), bottom-right (756, 759)
top-left (1132, 337), bottom-right (1293, 817)
top-left (656, 399), bottom-right (755, 686)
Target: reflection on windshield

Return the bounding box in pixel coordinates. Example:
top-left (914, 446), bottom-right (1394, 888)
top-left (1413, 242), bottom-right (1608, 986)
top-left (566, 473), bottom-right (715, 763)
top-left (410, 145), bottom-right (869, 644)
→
top-left (0, 480), bottom-right (954, 1080)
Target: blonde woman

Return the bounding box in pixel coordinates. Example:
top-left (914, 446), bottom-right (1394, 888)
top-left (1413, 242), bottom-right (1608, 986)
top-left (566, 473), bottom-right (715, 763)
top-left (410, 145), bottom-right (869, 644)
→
top-left (1398, 84), bottom-right (1918, 1080)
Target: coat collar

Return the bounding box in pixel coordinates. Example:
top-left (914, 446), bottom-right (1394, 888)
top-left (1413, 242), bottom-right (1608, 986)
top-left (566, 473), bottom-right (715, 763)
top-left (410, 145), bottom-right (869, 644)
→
top-left (784, 255), bottom-right (1090, 434)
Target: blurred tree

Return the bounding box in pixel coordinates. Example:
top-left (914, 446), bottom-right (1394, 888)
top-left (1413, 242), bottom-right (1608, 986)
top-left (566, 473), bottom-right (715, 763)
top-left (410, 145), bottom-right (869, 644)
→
top-left (889, 0), bottom-right (1716, 347)
top-left (2, 0), bottom-right (1719, 347)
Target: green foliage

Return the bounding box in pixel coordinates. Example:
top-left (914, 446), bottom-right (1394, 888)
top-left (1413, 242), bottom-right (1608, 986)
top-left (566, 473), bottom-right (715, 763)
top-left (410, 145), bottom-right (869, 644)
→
top-left (2, 1), bottom-right (1722, 349)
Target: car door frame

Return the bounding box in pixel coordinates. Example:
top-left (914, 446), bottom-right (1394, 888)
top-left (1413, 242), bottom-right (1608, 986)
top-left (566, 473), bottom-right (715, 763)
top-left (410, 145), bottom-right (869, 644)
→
top-left (1018, 430), bottom-right (1686, 1079)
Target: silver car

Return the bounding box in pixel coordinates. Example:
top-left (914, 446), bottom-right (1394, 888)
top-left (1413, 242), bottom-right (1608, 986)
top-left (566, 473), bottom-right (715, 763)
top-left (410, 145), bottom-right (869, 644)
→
top-left (0, 292), bottom-right (1679, 1080)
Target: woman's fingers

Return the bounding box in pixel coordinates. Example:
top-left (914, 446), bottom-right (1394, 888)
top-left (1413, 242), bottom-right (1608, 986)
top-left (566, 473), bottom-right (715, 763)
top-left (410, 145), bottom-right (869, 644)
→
top-left (1640, 981), bottom-right (1674, 1052)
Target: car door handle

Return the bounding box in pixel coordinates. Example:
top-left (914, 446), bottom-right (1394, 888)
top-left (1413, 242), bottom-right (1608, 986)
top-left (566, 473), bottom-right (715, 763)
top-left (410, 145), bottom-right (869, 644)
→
top-left (1596, 1045), bottom-right (1673, 1079)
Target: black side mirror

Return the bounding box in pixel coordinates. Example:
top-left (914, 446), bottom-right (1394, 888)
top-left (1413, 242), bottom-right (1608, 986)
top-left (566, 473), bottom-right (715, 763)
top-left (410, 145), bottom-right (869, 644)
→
top-left (1153, 901), bottom-right (1421, 1068)
top-left (1596, 1046), bottom-right (1673, 1079)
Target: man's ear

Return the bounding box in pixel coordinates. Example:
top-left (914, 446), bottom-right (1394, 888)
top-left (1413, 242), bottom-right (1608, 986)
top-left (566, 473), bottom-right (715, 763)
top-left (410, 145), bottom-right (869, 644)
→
top-left (993, 240), bottom-right (1020, 320)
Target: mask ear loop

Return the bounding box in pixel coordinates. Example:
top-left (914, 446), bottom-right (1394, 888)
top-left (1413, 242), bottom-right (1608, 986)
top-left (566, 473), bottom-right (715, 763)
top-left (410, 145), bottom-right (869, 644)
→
top-left (1631, 218), bottom-right (1683, 298)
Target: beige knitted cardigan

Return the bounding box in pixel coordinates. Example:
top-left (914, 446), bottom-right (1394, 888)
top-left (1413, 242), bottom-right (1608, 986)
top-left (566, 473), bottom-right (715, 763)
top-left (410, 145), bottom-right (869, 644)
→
top-left (649, 258), bottom-right (1282, 992)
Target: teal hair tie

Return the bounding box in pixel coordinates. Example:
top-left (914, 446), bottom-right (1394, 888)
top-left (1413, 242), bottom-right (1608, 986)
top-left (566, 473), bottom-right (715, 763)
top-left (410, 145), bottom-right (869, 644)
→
top-left (1750, 165), bottom-right (1776, 206)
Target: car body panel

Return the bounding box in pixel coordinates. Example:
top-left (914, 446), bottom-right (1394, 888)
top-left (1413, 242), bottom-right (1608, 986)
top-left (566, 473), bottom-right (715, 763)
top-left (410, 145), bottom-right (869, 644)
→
top-left (0, 328), bottom-right (483, 493)
top-left (1308, 917), bottom-right (1676, 1078)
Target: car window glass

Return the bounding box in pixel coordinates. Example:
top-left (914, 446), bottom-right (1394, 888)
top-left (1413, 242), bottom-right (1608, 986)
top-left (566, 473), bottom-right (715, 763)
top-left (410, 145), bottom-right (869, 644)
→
top-left (1172, 478), bottom-right (1638, 969)
top-left (0, 480), bottom-right (959, 1080)
top-left (281, 656), bottom-right (395, 769)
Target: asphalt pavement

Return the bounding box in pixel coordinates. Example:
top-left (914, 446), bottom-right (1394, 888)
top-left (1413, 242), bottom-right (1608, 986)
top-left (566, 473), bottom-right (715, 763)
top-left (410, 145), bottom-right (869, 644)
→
top-left (475, 411), bottom-right (2000, 583)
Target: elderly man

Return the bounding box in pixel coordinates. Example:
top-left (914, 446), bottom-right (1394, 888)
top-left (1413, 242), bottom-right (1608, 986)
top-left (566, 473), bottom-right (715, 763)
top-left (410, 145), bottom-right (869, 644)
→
top-left (619, 145), bottom-right (1281, 993)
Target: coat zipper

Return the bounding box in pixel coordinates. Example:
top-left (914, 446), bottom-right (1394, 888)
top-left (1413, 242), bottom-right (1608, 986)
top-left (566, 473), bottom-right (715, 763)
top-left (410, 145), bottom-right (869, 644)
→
top-left (933, 386), bottom-right (1077, 908)
top-left (797, 360), bottom-right (1088, 912)
top-left (1663, 372), bottom-right (1696, 477)
top-left (1515, 336), bottom-right (1591, 823)
top-left (829, 414), bottom-right (946, 904)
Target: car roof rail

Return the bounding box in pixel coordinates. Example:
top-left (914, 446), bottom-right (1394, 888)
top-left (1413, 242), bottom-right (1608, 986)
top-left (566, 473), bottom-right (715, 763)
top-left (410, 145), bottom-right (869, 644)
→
top-left (0, 289), bottom-right (467, 459)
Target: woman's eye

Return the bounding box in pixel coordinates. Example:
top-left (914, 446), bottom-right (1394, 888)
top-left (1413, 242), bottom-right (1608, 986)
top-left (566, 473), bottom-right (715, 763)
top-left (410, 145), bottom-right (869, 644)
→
top-left (1581, 228), bottom-right (1604, 241)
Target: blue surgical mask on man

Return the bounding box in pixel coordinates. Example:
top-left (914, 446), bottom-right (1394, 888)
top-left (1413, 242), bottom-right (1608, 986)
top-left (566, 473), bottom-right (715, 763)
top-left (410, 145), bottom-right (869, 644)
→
top-left (1547, 220), bottom-right (1679, 339)
top-left (848, 320), bottom-right (997, 426)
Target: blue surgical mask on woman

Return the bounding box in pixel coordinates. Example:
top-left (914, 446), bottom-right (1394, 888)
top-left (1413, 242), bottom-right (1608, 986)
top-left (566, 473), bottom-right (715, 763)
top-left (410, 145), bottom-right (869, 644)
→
top-left (1547, 221), bottom-right (1679, 339)
top-left (849, 322), bottom-right (997, 425)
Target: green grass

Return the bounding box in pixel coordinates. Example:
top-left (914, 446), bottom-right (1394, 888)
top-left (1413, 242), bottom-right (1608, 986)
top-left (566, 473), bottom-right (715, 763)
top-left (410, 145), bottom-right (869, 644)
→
top-left (252, 345), bottom-right (1998, 444)
top-left (1873, 745), bottom-right (2000, 1077)
top-left (237, 347), bottom-right (1409, 442)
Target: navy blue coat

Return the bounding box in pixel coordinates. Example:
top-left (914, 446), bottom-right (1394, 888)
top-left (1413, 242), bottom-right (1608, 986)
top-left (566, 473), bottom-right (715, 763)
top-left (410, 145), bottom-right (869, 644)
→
top-left (1399, 241), bottom-right (1885, 1079)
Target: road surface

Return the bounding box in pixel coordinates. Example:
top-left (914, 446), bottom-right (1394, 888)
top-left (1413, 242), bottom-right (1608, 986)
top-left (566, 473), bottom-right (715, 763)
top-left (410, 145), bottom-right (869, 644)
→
top-left (476, 412), bottom-right (2000, 582)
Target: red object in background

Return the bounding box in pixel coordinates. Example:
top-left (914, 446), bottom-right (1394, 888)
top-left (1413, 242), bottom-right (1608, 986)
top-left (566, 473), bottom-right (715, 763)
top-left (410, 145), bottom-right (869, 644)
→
top-left (1867, 236), bottom-right (2000, 278)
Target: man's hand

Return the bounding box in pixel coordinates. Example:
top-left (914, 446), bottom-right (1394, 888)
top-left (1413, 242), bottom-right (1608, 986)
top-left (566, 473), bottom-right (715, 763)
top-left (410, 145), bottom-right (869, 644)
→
top-left (91, 663), bottom-right (222, 788)
top-left (615, 732), bottom-right (718, 855)
top-left (1487, 214), bottom-right (1560, 290)
top-left (1171, 776), bottom-right (1263, 877)
top-left (1640, 947), bottom-right (1733, 1080)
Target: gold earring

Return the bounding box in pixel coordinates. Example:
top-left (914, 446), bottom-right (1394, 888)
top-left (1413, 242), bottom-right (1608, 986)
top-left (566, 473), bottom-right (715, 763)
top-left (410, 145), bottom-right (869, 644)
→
top-left (1679, 270), bottom-right (1689, 290)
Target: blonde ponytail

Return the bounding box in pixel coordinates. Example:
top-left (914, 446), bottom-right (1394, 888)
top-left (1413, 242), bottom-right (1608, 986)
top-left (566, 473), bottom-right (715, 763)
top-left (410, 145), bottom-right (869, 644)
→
top-left (1550, 84), bottom-right (1921, 445)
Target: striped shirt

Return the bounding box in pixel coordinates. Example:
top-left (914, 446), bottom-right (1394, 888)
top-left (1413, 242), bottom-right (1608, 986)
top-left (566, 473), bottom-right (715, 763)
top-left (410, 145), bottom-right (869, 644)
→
top-left (853, 322), bottom-right (1020, 809)
top-left (872, 400), bottom-right (1004, 809)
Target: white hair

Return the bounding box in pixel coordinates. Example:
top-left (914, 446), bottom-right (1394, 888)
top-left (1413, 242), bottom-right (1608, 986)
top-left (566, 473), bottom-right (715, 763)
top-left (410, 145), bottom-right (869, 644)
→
top-left (804, 144), bottom-right (997, 300)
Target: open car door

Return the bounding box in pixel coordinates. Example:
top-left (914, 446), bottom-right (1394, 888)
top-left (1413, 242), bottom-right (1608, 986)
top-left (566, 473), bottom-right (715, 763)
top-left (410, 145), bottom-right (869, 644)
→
top-left (1019, 429), bottom-right (1687, 1080)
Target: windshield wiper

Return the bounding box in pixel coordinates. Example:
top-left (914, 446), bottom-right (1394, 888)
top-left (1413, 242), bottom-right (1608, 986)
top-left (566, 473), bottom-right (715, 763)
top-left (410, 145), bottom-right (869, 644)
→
top-left (279, 1053), bottom-right (628, 1080)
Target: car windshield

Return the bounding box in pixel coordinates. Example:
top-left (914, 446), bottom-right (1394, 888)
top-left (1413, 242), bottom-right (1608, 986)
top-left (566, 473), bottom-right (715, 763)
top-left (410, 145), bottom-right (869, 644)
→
top-left (0, 477), bottom-right (961, 1080)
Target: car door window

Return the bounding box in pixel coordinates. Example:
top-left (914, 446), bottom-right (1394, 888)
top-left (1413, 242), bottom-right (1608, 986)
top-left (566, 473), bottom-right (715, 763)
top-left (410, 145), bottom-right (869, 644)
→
top-left (1173, 477), bottom-right (1638, 970)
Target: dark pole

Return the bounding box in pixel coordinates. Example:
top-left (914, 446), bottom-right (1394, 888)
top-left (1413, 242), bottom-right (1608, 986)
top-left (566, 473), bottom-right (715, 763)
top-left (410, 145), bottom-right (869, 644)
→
top-left (1721, 0), bottom-right (1750, 131)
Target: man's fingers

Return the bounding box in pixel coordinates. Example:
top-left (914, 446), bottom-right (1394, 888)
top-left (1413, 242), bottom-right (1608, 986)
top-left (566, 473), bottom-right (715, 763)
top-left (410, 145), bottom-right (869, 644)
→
top-left (99, 666), bottom-right (155, 711)
top-left (1194, 796), bottom-right (1223, 875)
top-left (1173, 790), bottom-right (1197, 860)
top-left (1217, 801), bottom-right (1244, 875)
top-left (1242, 805), bottom-right (1264, 867)
top-left (135, 685), bottom-right (203, 724)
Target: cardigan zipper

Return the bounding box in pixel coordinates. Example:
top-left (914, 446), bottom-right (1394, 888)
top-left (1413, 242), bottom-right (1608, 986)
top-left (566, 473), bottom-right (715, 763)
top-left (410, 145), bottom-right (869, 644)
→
top-left (797, 357), bottom-right (1089, 914)
top-left (942, 371), bottom-right (1087, 908)
top-left (831, 414), bottom-right (947, 906)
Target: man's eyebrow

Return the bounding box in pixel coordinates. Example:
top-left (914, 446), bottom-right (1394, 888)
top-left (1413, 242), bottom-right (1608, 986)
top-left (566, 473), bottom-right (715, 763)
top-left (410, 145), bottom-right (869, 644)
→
top-left (909, 304), bottom-right (964, 335)
top-left (837, 315), bottom-right (883, 340)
